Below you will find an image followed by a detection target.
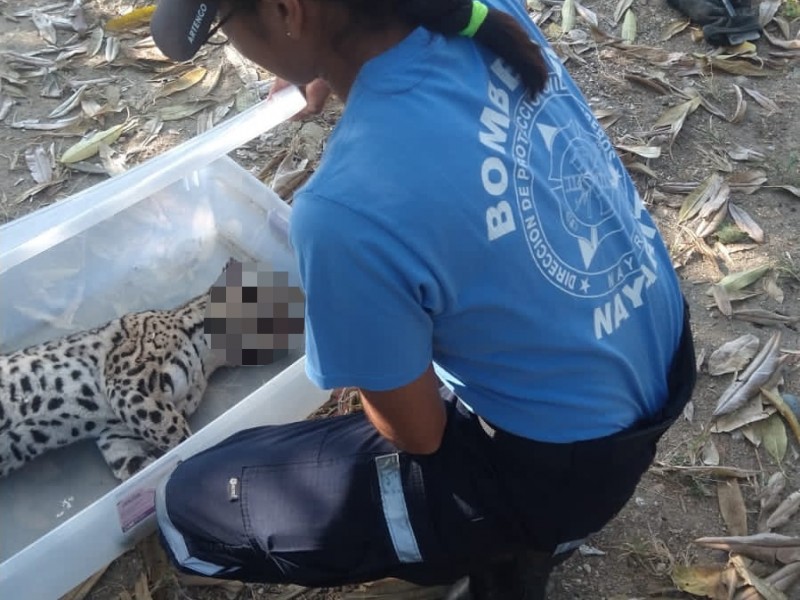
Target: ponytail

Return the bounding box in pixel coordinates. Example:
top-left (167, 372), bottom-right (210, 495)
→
top-left (401, 0), bottom-right (549, 98)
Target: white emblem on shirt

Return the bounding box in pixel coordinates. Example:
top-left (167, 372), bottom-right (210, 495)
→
top-left (478, 51), bottom-right (661, 339)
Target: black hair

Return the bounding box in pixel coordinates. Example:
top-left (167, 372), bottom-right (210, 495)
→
top-left (399, 0), bottom-right (548, 98)
top-left (234, 0), bottom-right (548, 99)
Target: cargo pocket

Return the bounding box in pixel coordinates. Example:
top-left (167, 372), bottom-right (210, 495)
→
top-left (416, 414), bottom-right (515, 564)
top-left (240, 456), bottom-right (399, 587)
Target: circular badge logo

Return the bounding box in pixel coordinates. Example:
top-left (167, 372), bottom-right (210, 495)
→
top-left (510, 87), bottom-right (657, 300)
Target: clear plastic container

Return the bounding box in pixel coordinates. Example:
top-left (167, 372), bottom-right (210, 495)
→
top-left (0, 86), bottom-right (332, 599)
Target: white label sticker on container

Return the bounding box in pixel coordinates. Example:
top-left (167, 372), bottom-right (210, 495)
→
top-left (117, 488), bottom-right (155, 534)
top-left (115, 456), bottom-right (180, 534)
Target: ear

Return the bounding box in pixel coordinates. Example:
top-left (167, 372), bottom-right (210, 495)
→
top-left (261, 0), bottom-right (306, 38)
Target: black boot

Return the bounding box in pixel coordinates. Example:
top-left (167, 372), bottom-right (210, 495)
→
top-left (443, 551), bottom-right (557, 600)
top-left (664, 0), bottom-right (761, 45)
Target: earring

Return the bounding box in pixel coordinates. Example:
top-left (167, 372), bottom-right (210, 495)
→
top-left (286, 31), bottom-right (291, 37)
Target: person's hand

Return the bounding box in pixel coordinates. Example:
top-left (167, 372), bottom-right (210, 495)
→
top-left (269, 77), bottom-right (332, 120)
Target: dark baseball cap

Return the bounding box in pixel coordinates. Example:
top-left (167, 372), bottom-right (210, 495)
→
top-left (151, 0), bottom-right (222, 62)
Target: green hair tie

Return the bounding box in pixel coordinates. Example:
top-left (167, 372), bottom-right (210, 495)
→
top-left (459, 0), bottom-right (489, 37)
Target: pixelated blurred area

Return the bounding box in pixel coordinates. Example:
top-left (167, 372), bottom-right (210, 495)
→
top-left (204, 258), bottom-right (305, 366)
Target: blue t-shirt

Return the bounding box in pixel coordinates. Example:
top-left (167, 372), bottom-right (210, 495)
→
top-left (288, 0), bottom-right (686, 443)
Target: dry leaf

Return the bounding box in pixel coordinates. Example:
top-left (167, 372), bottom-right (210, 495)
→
top-left (621, 9), bottom-right (637, 44)
top-left (711, 283), bottom-right (733, 317)
top-left (695, 186), bottom-right (730, 238)
top-left (742, 423), bottom-right (763, 446)
top-left (708, 56), bottom-right (770, 77)
top-left (653, 96), bottom-right (700, 144)
top-left (12, 178), bottom-right (67, 205)
top-left (758, 0), bottom-right (782, 26)
top-left (594, 108), bottom-right (621, 127)
top-left (272, 152), bottom-right (311, 199)
top-left (0, 96), bottom-right (13, 121)
top-left (157, 101), bottom-right (215, 121)
top-left (761, 473), bottom-right (787, 514)
top-left (760, 387), bottom-right (800, 446)
top-left (716, 264), bottom-right (771, 293)
top-left (731, 554), bottom-right (788, 600)
top-left (764, 185), bottom-right (800, 199)
top-left (155, 67), bottom-right (207, 98)
top-left (24, 144), bottom-right (54, 184)
top-left (758, 472), bottom-right (787, 532)
top-left (196, 109), bottom-right (215, 135)
top-left (702, 438), bottom-right (721, 465)
top-left (213, 97), bottom-right (235, 123)
top-left (32, 10), bottom-right (57, 44)
top-left (652, 464), bottom-right (758, 479)
top-left (736, 562), bottom-right (800, 598)
top-left (728, 169), bottom-right (767, 194)
top-left (49, 84), bottom-right (87, 119)
top-left (197, 65), bottom-right (223, 97)
top-left (718, 479), bottom-right (748, 536)
top-left (713, 332), bottom-right (784, 417)
top-left (10, 116), bottom-right (81, 130)
top-left (742, 87), bottom-right (780, 115)
top-left (756, 413), bottom-right (787, 464)
top-left (60, 565), bottom-right (110, 600)
top-left (679, 172), bottom-right (725, 223)
top-left (728, 203), bottom-right (764, 243)
top-left (89, 27), bottom-right (104, 56)
top-left (720, 566), bottom-right (740, 599)
top-left (98, 143), bottom-right (127, 176)
top-left (138, 534), bottom-right (174, 597)
top-left (56, 43), bottom-right (90, 62)
top-left (763, 29), bottom-right (800, 49)
top-left (730, 84), bottom-right (747, 124)
top-left (41, 72), bottom-right (63, 99)
top-left (625, 161), bottom-right (659, 179)
top-left (574, 0), bottom-right (598, 27)
top-left (81, 98), bottom-right (104, 118)
top-left (671, 564), bottom-right (728, 598)
top-left (4, 50), bottom-right (54, 68)
top-left (105, 36), bottom-right (120, 63)
top-left (624, 72), bottom-right (672, 95)
top-left (762, 273), bottom-right (784, 304)
top-left (561, 0), bottom-right (576, 33)
top-left (613, 0), bottom-right (634, 24)
top-left (699, 147), bottom-right (734, 173)
top-left (733, 309), bottom-right (800, 326)
top-left (765, 491), bottom-right (800, 531)
top-left (684, 400), bottom-right (695, 422)
top-left (720, 41), bottom-right (758, 57)
top-left (616, 144), bottom-right (661, 158)
top-left (60, 123), bottom-right (127, 164)
top-left (712, 394), bottom-right (775, 434)
top-left (105, 6), bottom-right (157, 32)
top-left (727, 145), bottom-right (765, 162)
top-left (133, 571), bottom-right (154, 600)
top-left (696, 533), bottom-right (800, 566)
top-left (660, 18), bottom-right (690, 41)
top-left (708, 334), bottom-right (760, 376)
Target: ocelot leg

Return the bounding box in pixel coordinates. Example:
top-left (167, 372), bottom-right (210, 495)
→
top-left (95, 426), bottom-right (161, 481)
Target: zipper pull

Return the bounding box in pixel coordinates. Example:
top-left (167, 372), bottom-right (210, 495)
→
top-left (228, 477), bottom-right (239, 502)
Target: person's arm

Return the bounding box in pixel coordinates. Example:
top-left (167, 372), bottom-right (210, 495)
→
top-left (359, 363), bottom-right (446, 455)
top-left (290, 194), bottom-right (446, 453)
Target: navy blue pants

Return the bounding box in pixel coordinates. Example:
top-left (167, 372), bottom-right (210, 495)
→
top-left (156, 308), bottom-right (695, 588)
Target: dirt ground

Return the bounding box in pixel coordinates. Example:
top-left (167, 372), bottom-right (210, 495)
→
top-left (1, 0), bottom-right (799, 598)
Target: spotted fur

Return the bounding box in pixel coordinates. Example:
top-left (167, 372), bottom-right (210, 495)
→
top-left (0, 268), bottom-right (231, 481)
